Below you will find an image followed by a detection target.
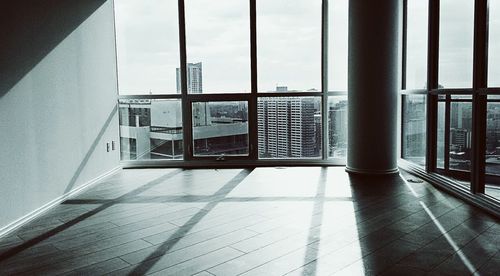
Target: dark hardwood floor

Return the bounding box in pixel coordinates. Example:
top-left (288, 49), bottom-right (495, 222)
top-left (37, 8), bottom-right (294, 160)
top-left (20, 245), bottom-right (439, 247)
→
top-left (0, 167), bottom-right (499, 275)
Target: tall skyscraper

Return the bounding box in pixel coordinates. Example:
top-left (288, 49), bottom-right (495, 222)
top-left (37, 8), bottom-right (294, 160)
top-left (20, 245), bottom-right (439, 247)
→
top-left (276, 86), bottom-right (288, 92)
top-left (328, 100), bottom-right (348, 157)
top-left (402, 97), bottom-right (425, 159)
top-left (176, 62), bottom-right (203, 93)
top-left (258, 97), bottom-right (319, 158)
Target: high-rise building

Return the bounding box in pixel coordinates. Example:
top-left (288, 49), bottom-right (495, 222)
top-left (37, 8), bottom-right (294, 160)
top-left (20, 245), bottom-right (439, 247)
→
top-left (328, 100), bottom-right (348, 157)
top-left (451, 128), bottom-right (471, 152)
top-left (487, 106), bottom-right (500, 153)
top-left (176, 62), bottom-right (203, 93)
top-left (451, 102), bottom-right (472, 131)
top-left (276, 86), bottom-right (288, 92)
top-left (258, 97), bottom-right (319, 158)
top-left (402, 97), bottom-right (426, 159)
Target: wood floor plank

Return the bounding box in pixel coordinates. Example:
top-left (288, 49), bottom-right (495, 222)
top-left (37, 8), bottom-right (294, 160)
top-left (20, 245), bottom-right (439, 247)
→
top-left (60, 258), bottom-right (130, 276)
top-left (2, 239), bottom-right (151, 274)
top-left (114, 229), bottom-right (256, 275)
top-left (149, 247), bottom-right (244, 276)
top-left (121, 219), bottom-right (264, 265)
top-left (0, 168), bottom-right (498, 276)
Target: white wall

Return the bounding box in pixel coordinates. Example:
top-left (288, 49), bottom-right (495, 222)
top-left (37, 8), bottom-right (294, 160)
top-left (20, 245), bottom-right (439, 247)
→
top-left (0, 1), bottom-right (119, 230)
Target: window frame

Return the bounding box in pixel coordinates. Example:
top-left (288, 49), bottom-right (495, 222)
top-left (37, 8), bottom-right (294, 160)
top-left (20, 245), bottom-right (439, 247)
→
top-left (401, 0), bottom-right (500, 208)
top-left (115, 0), bottom-right (347, 167)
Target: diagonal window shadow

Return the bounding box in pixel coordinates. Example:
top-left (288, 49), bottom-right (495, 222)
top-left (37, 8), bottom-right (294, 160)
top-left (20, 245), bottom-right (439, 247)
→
top-left (0, 169), bottom-right (183, 263)
top-left (0, 0), bottom-right (108, 99)
top-left (62, 195), bottom-right (353, 205)
top-left (64, 105), bottom-right (118, 193)
top-left (128, 168), bottom-right (254, 275)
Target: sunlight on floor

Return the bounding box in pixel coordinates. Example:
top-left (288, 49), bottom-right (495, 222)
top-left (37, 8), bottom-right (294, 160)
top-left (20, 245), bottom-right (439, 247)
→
top-left (402, 171), bottom-right (477, 274)
top-left (419, 201), bottom-right (477, 274)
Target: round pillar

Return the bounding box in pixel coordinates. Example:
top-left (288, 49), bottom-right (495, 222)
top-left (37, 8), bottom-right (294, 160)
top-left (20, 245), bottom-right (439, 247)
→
top-left (346, 0), bottom-right (401, 175)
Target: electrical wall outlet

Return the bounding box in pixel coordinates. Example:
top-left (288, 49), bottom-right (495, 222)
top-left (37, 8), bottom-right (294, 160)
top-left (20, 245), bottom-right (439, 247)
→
top-left (111, 141), bottom-right (116, 151)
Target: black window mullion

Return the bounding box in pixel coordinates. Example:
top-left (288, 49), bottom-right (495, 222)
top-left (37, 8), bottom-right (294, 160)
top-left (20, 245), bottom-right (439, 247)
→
top-left (249, 0), bottom-right (258, 160)
top-left (444, 96), bottom-right (451, 171)
top-left (178, 0), bottom-right (192, 161)
top-left (471, 0), bottom-right (488, 193)
top-left (402, 0), bottom-right (408, 91)
top-left (322, 0), bottom-right (329, 160)
top-left (401, 0), bottom-right (408, 160)
top-left (426, 0), bottom-right (440, 172)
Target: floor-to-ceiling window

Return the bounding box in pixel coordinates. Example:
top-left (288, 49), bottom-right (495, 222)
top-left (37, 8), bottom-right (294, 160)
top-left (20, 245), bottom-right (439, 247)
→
top-left (401, 0), bottom-right (500, 207)
top-left (115, 0), bottom-right (184, 161)
top-left (114, 0), bottom-right (347, 165)
top-left (486, 0), bottom-right (500, 200)
top-left (257, 0), bottom-right (323, 160)
top-left (401, 0), bottom-right (428, 167)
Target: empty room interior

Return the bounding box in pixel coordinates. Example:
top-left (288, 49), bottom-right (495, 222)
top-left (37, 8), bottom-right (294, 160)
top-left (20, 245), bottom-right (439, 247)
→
top-left (1, 0), bottom-right (500, 275)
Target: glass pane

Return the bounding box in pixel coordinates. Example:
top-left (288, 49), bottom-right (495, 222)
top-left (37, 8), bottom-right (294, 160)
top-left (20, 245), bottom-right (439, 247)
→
top-left (489, 0), bottom-right (500, 87)
top-left (258, 0), bottom-right (322, 92)
top-left (185, 0), bottom-right (250, 93)
top-left (449, 102), bottom-right (472, 171)
top-left (439, 0), bottom-right (474, 88)
top-left (328, 96), bottom-right (347, 158)
top-left (329, 0), bottom-right (348, 91)
top-left (406, 0), bottom-right (428, 89)
top-left (115, 0), bottom-right (179, 95)
top-left (402, 95), bottom-right (427, 166)
top-left (119, 99), bottom-right (183, 160)
top-left (192, 101), bottom-right (249, 156)
top-left (437, 101), bottom-right (446, 168)
top-left (258, 97), bottom-right (322, 158)
top-left (486, 99), bottom-right (500, 200)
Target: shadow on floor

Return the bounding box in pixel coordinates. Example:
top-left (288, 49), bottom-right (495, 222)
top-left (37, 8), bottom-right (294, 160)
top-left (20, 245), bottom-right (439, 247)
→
top-left (0, 169), bottom-right (183, 263)
top-left (128, 168), bottom-right (254, 275)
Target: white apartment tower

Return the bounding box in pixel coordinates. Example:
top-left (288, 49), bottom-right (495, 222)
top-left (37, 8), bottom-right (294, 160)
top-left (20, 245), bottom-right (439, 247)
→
top-left (258, 97), bottom-right (318, 158)
top-left (176, 62), bottom-right (203, 93)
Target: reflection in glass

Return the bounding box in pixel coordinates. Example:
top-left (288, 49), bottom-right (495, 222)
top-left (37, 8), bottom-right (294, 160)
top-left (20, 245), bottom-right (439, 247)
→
top-left (402, 95), bottom-right (426, 166)
top-left (328, 0), bottom-right (348, 91)
top-left (489, 0), bottom-right (500, 87)
top-left (328, 96), bottom-right (347, 158)
top-left (437, 102), bottom-right (445, 168)
top-left (119, 99), bottom-right (183, 160)
top-left (258, 97), bottom-right (322, 158)
top-left (406, 0), bottom-right (428, 89)
top-left (114, 0), bottom-right (179, 95)
top-left (486, 100), bottom-right (500, 200)
top-left (185, 0), bottom-right (250, 93)
top-left (438, 0), bottom-right (474, 88)
top-left (449, 102), bottom-right (472, 171)
top-left (192, 101), bottom-right (249, 156)
top-left (258, 0), bottom-right (321, 92)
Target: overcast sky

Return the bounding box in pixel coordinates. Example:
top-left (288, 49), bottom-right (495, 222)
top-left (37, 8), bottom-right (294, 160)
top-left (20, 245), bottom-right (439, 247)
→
top-left (114, 0), bottom-right (500, 95)
top-left (489, 0), bottom-right (500, 87)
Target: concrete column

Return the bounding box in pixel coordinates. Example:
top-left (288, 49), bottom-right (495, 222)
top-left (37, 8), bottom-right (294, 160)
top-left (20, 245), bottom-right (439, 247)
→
top-left (346, 0), bottom-right (401, 175)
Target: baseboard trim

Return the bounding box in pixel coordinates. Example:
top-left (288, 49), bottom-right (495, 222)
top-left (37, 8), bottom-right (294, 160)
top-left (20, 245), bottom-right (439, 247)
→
top-left (0, 166), bottom-right (122, 239)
